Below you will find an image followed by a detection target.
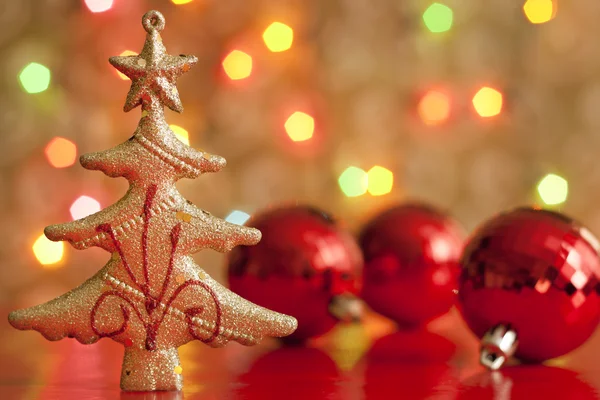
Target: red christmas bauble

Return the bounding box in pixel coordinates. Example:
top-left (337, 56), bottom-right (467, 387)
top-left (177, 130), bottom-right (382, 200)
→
top-left (359, 203), bottom-right (464, 327)
top-left (227, 206), bottom-right (363, 341)
top-left (459, 207), bottom-right (600, 365)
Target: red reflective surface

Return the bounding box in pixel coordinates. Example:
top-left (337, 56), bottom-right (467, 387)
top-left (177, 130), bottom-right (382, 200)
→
top-left (457, 366), bottom-right (598, 400)
top-left (2, 308), bottom-right (600, 399)
top-left (227, 206), bottom-right (363, 341)
top-left (459, 208), bottom-right (600, 361)
top-left (235, 347), bottom-right (341, 399)
top-left (359, 204), bottom-right (464, 327)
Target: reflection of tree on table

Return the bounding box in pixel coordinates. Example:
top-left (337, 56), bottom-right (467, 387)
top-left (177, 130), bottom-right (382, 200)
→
top-left (9, 10), bottom-right (296, 392)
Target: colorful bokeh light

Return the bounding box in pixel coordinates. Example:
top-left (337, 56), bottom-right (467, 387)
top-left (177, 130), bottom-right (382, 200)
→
top-left (284, 112), bottom-right (314, 142)
top-left (523, 0), bottom-right (556, 24)
top-left (115, 50), bottom-right (137, 80)
top-left (45, 137), bottom-right (77, 168)
top-left (367, 166), bottom-right (394, 196)
top-left (19, 62), bottom-right (51, 94)
top-left (172, 0), bottom-right (194, 4)
top-left (84, 0), bottom-right (114, 13)
top-left (169, 125), bottom-right (190, 145)
top-left (32, 234), bottom-right (64, 267)
top-left (222, 50), bottom-right (253, 80)
top-left (338, 167), bottom-right (368, 197)
top-left (263, 22), bottom-right (294, 52)
top-left (225, 210), bottom-right (251, 225)
top-left (418, 90), bottom-right (451, 125)
top-left (70, 196), bottom-right (101, 221)
top-left (472, 87), bottom-right (503, 118)
top-left (537, 173), bottom-right (568, 205)
top-left (423, 3), bottom-right (453, 33)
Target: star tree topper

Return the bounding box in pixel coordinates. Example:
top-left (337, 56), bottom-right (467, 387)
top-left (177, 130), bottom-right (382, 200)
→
top-left (9, 10), bottom-right (297, 392)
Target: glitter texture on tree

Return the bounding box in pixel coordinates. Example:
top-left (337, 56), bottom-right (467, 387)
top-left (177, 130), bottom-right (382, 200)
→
top-left (8, 10), bottom-right (297, 392)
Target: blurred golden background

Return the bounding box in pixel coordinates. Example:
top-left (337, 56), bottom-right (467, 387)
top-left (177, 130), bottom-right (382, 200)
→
top-left (0, 0), bottom-right (592, 307)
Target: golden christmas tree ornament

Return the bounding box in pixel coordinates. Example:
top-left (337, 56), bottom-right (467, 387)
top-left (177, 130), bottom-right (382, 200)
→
top-left (8, 10), bottom-right (297, 392)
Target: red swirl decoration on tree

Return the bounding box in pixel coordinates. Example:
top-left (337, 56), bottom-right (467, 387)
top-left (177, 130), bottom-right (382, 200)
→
top-left (90, 185), bottom-right (222, 349)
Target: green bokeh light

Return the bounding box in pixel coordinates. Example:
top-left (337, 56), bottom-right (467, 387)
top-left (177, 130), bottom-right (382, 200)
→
top-left (423, 3), bottom-right (453, 33)
top-left (338, 166), bottom-right (368, 197)
top-left (19, 62), bottom-right (51, 94)
top-left (537, 173), bottom-right (568, 206)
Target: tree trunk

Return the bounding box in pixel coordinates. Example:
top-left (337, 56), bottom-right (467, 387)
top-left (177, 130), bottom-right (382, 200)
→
top-left (120, 347), bottom-right (183, 391)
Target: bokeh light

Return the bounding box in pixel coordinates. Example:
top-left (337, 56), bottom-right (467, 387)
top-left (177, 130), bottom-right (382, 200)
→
top-left (45, 137), bottom-right (77, 168)
top-left (222, 50), bottom-right (253, 80)
top-left (70, 196), bottom-right (101, 221)
top-left (472, 87), bottom-right (503, 118)
top-left (115, 50), bottom-right (137, 80)
top-left (423, 3), bottom-right (453, 33)
top-left (84, 0), bottom-right (114, 13)
top-left (263, 22), bottom-right (294, 52)
top-left (225, 210), bottom-right (251, 225)
top-left (537, 173), bottom-right (568, 205)
top-left (32, 234), bottom-right (64, 267)
top-left (338, 167), bottom-right (368, 197)
top-left (523, 0), bottom-right (556, 24)
top-left (367, 166), bottom-right (394, 196)
top-left (284, 112), bottom-right (314, 142)
top-left (19, 62), bottom-right (51, 94)
top-left (418, 90), bottom-right (451, 125)
top-left (169, 125), bottom-right (190, 145)
top-left (172, 0), bottom-right (194, 4)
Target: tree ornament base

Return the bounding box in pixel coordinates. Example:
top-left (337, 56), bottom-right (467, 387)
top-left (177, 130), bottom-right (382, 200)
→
top-left (121, 347), bottom-right (183, 391)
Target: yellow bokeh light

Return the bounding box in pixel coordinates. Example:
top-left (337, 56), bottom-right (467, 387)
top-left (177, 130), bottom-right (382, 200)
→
top-left (418, 90), bottom-right (451, 125)
top-left (367, 166), bottom-right (394, 196)
top-left (222, 50), bottom-right (253, 80)
top-left (523, 0), bottom-right (556, 24)
top-left (115, 50), bottom-right (137, 80)
top-left (284, 112), bottom-right (314, 142)
top-left (45, 137), bottom-right (77, 168)
top-left (472, 87), bottom-right (503, 118)
top-left (169, 124), bottom-right (190, 145)
top-left (537, 173), bottom-right (568, 205)
top-left (172, 0), bottom-right (193, 4)
top-left (33, 234), bottom-right (64, 267)
top-left (263, 22), bottom-right (294, 52)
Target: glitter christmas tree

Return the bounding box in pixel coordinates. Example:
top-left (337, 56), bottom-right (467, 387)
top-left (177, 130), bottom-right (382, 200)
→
top-left (8, 10), bottom-right (297, 392)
